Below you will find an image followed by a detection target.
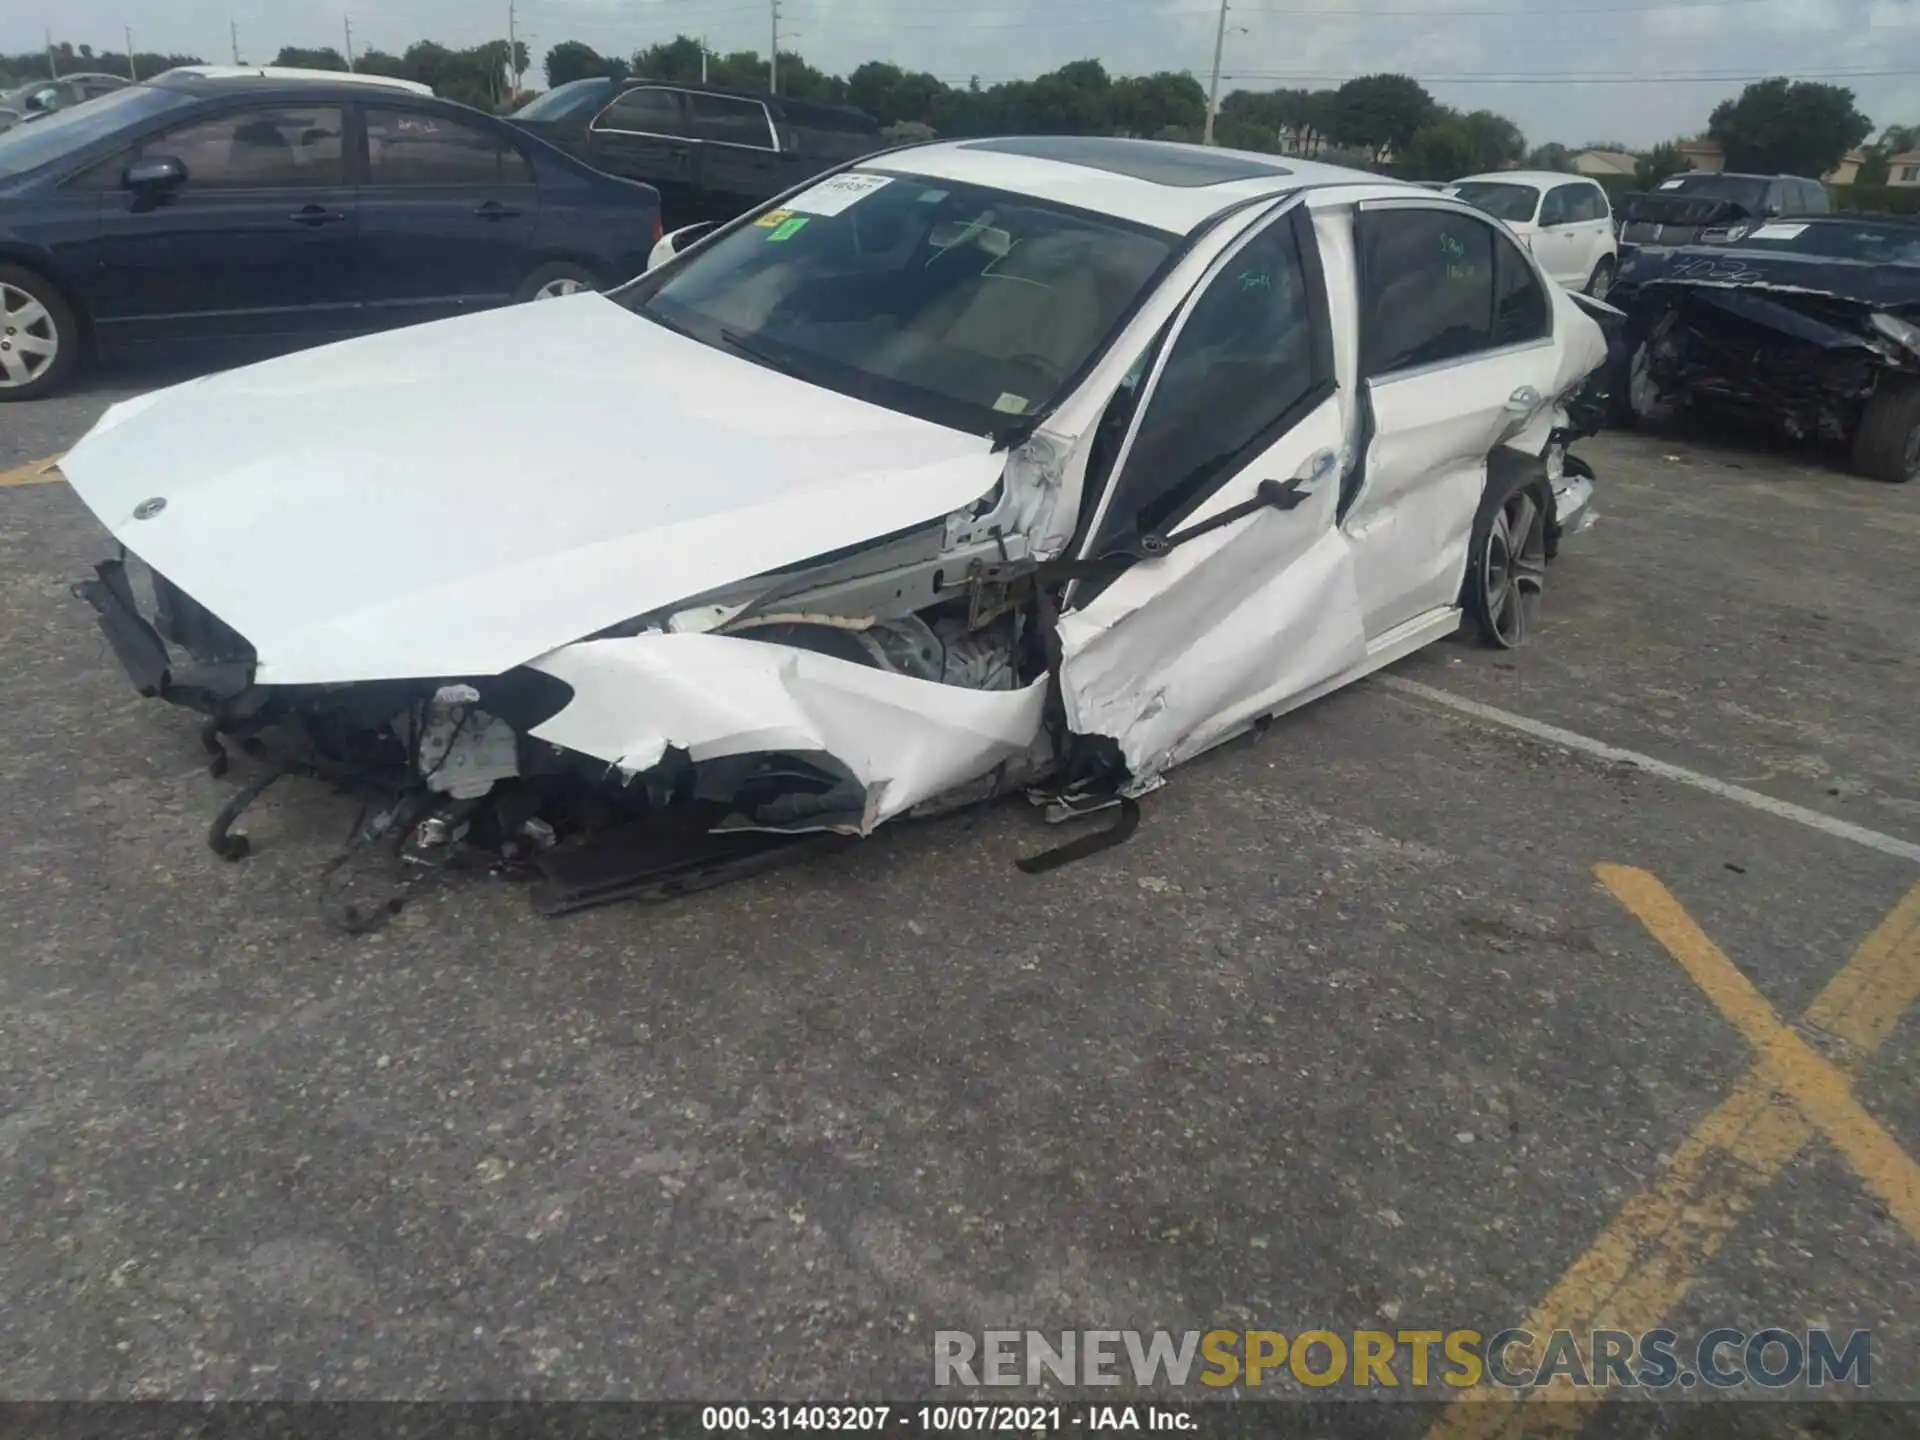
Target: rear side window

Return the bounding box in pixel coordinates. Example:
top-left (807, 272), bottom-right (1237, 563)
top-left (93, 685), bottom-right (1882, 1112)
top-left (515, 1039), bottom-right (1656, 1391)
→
top-left (1492, 232), bottom-right (1550, 347)
top-left (594, 87), bottom-right (687, 136)
top-left (366, 108), bottom-right (532, 185)
top-left (1569, 185), bottom-right (1607, 222)
top-left (685, 93), bottom-right (775, 149)
top-left (1361, 208), bottom-right (1497, 374)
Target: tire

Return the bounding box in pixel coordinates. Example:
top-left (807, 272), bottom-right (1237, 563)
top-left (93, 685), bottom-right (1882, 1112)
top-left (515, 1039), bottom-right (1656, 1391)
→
top-left (1464, 467), bottom-right (1552, 650)
top-left (0, 263), bottom-right (80, 402)
top-left (514, 261), bottom-right (601, 304)
top-left (1850, 376), bottom-right (1920, 483)
top-left (1584, 255), bottom-right (1615, 300)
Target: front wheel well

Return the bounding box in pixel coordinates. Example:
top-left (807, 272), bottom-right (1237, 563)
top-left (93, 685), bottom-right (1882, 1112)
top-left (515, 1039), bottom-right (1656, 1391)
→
top-left (0, 251), bottom-right (96, 359)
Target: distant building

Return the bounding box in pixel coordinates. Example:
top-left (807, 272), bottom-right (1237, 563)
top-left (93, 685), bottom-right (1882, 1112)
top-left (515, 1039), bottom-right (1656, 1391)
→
top-left (1890, 151), bottom-right (1920, 187)
top-left (1571, 149), bottom-right (1636, 179)
top-left (1676, 137), bottom-right (1723, 172)
top-left (1825, 149), bottom-right (1866, 185)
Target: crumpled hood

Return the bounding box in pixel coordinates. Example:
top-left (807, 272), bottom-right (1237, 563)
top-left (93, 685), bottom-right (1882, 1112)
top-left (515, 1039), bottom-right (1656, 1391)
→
top-left (60, 293), bottom-right (1005, 685)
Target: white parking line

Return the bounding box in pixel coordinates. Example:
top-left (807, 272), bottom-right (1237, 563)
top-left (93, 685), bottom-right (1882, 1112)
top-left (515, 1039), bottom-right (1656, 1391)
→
top-left (1379, 675), bottom-right (1920, 867)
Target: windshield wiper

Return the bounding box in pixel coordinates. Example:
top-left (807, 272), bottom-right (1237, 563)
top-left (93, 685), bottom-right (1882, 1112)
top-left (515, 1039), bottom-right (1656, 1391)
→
top-left (719, 327), bottom-right (805, 378)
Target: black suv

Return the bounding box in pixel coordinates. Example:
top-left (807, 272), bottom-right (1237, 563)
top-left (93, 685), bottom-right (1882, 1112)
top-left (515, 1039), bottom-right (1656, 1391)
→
top-left (1617, 172), bottom-right (1831, 250)
top-left (507, 78), bottom-right (882, 227)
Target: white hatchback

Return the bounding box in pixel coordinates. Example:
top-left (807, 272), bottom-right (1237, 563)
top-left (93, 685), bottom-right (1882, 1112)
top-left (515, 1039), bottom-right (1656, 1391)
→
top-left (1445, 171), bottom-right (1619, 298)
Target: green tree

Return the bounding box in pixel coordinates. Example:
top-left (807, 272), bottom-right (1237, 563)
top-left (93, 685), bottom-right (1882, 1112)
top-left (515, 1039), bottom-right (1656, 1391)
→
top-left (272, 46), bottom-right (347, 71)
top-left (1707, 77), bottom-right (1872, 178)
top-left (1525, 143), bottom-right (1575, 172)
top-left (1399, 116), bottom-right (1478, 181)
top-left (632, 35), bottom-right (706, 83)
top-left (1323, 73), bottom-right (1435, 162)
top-left (1634, 141), bottom-right (1687, 189)
top-left (544, 41), bottom-right (627, 88)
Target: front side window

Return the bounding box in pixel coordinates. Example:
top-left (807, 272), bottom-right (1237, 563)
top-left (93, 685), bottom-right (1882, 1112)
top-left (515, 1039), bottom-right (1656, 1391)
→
top-left (135, 104), bottom-right (344, 188)
top-left (593, 87), bottom-right (686, 136)
top-left (1095, 212), bottom-right (1323, 545)
top-left (1568, 185), bottom-right (1607, 222)
top-left (1541, 184), bottom-right (1583, 226)
top-left (685, 93), bottom-right (774, 149)
top-left (626, 171), bottom-right (1176, 436)
top-left (366, 107), bottom-right (532, 185)
top-left (1450, 181), bottom-right (1540, 225)
top-left (1361, 207), bottom-right (1497, 375)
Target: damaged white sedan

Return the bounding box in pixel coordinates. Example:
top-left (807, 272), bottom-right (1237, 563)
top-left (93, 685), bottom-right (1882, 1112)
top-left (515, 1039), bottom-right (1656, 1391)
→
top-left (65, 136), bottom-right (1614, 924)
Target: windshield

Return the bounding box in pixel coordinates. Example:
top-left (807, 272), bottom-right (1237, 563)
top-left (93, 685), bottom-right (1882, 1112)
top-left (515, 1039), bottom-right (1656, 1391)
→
top-left (0, 82), bottom-right (188, 177)
top-left (1654, 174), bottom-right (1767, 214)
top-left (1738, 221), bottom-right (1920, 265)
top-left (511, 79), bottom-right (615, 121)
top-left (1450, 181), bottom-right (1540, 223)
top-left (624, 171), bottom-right (1178, 435)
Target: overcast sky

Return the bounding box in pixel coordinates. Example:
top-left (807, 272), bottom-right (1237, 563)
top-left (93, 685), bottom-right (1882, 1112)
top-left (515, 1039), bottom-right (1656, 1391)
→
top-left (7, 0), bottom-right (1916, 149)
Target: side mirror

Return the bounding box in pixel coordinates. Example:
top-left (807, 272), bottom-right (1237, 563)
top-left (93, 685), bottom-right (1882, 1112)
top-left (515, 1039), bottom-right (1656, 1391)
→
top-left (645, 220), bottom-right (717, 272)
top-left (124, 155), bottom-right (188, 193)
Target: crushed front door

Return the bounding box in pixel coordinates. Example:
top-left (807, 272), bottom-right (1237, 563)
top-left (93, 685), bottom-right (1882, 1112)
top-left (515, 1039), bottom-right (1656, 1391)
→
top-left (1054, 200), bottom-right (1368, 785)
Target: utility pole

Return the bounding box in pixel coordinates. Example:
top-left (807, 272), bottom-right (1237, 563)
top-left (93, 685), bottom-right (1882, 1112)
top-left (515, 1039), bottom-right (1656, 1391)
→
top-left (343, 15), bottom-right (356, 71)
top-left (231, 18), bottom-right (242, 64)
top-left (1203, 0), bottom-right (1228, 145)
top-left (507, 0), bottom-right (520, 98)
top-left (769, 0), bottom-right (779, 94)
top-left (700, 34), bottom-right (708, 84)
top-left (45, 26), bottom-right (58, 78)
top-left (125, 27), bottom-right (137, 80)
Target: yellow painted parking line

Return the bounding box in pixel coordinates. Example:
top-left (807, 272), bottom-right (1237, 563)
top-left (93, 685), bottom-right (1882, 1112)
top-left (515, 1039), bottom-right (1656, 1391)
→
top-left (0, 454), bottom-right (64, 486)
top-left (1601, 866), bottom-right (1920, 1239)
top-left (1427, 873), bottom-right (1920, 1438)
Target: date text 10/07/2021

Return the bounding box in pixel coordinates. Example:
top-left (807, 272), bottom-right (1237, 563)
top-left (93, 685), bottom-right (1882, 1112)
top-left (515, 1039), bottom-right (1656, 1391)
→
top-left (701, 1405), bottom-right (1193, 1432)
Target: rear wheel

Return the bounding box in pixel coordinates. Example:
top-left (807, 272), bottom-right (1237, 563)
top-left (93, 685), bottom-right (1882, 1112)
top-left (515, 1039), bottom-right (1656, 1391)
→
top-left (0, 264), bottom-right (80, 402)
top-left (515, 261), bottom-right (600, 303)
top-left (1465, 470), bottom-right (1551, 650)
top-left (1850, 376), bottom-right (1920, 483)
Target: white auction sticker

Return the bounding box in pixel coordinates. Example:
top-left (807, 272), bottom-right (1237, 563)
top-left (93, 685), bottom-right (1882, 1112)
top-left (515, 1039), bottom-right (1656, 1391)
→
top-left (788, 172), bottom-right (894, 216)
top-left (1659, 178), bottom-right (1687, 189)
top-left (1749, 222), bottom-right (1808, 240)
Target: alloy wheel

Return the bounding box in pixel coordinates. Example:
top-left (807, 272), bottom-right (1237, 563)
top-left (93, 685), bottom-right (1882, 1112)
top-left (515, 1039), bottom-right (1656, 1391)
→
top-left (1483, 488), bottom-right (1547, 648)
top-left (533, 277), bottom-right (589, 300)
top-left (0, 281), bottom-right (59, 390)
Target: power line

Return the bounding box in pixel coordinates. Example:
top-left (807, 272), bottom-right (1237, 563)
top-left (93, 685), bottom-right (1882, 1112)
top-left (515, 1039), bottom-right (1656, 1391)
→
top-left (1223, 67), bottom-right (1916, 84)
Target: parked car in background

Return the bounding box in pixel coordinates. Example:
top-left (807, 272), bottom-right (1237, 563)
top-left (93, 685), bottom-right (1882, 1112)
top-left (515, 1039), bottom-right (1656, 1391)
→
top-left (61, 137), bottom-right (1611, 918)
top-left (1616, 172), bottom-right (1830, 251)
top-left (0, 71), bottom-right (130, 133)
top-left (506, 78), bottom-right (882, 227)
top-left (0, 68), bottom-right (661, 399)
top-left (1445, 171), bottom-right (1618, 297)
top-left (1608, 216), bottom-right (1920, 481)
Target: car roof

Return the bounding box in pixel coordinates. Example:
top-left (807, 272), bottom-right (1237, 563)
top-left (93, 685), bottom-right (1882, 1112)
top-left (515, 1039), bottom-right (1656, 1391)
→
top-left (858, 135), bottom-right (1409, 234)
top-left (1451, 171), bottom-right (1598, 187)
top-left (612, 76), bottom-right (877, 130)
top-left (152, 65), bottom-right (435, 97)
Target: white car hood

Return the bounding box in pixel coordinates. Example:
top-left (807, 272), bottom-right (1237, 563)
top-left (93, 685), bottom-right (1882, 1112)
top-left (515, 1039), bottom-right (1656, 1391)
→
top-left (60, 293), bottom-right (1006, 685)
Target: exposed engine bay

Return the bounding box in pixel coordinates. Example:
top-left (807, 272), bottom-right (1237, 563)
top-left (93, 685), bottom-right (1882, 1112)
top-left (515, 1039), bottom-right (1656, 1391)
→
top-left (1609, 239), bottom-right (1920, 471)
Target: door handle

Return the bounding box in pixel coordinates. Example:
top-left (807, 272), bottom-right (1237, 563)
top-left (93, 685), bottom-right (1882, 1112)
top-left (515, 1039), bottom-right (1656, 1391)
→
top-left (474, 201), bottom-right (523, 220)
top-left (289, 205), bottom-right (347, 226)
top-left (1506, 385), bottom-right (1542, 413)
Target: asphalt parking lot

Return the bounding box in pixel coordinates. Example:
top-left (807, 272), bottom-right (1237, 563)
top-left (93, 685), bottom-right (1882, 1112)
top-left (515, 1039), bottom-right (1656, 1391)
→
top-left (2, 360), bottom-right (1918, 1427)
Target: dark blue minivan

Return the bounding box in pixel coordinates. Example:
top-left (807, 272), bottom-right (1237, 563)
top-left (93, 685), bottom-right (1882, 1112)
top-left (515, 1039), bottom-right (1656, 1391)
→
top-left (0, 67), bottom-right (662, 399)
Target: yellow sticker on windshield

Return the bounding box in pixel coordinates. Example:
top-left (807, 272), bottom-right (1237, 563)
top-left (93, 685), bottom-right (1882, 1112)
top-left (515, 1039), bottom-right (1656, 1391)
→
top-left (992, 393), bottom-right (1028, 414)
top-left (767, 217), bottom-right (809, 242)
top-left (754, 209), bottom-right (794, 228)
